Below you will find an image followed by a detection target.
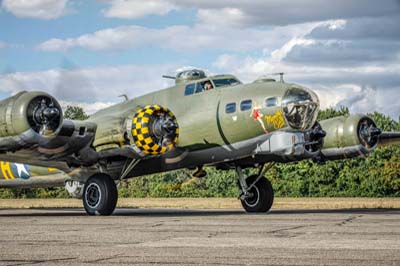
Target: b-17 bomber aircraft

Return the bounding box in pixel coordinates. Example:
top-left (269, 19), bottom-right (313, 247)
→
top-left (0, 69), bottom-right (399, 215)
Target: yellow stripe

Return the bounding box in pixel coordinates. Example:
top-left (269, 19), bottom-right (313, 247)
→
top-left (0, 162), bottom-right (8, 180)
top-left (0, 162), bottom-right (15, 180)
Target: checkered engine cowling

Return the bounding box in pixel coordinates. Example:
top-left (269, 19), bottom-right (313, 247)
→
top-left (131, 105), bottom-right (179, 155)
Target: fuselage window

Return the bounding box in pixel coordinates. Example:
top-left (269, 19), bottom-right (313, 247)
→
top-left (225, 103), bottom-right (236, 114)
top-left (240, 99), bottom-right (252, 111)
top-left (213, 78), bottom-right (241, 88)
top-left (265, 97), bottom-right (278, 107)
top-left (184, 83), bottom-right (195, 95)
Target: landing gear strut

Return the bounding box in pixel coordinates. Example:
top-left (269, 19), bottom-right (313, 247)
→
top-left (236, 164), bottom-right (274, 213)
top-left (83, 173), bottom-right (118, 215)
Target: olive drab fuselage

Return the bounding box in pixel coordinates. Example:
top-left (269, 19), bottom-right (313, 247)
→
top-left (89, 75), bottom-right (294, 152)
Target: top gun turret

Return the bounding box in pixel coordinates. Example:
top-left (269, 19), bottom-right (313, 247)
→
top-left (163, 69), bottom-right (207, 84)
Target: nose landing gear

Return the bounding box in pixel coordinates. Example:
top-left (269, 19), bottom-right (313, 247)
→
top-left (236, 164), bottom-right (274, 213)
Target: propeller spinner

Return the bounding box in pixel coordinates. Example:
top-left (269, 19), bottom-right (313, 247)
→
top-left (27, 96), bottom-right (62, 136)
top-left (358, 117), bottom-right (382, 148)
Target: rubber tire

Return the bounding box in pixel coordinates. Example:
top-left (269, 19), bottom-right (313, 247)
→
top-left (240, 175), bottom-right (274, 213)
top-left (83, 174), bottom-right (118, 216)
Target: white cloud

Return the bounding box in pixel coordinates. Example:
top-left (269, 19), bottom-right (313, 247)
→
top-left (1, 0), bottom-right (70, 20)
top-left (102, 0), bottom-right (177, 19)
top-left (271, 38), bottom-right (315, 61)
top-left (196, 8), bottom-right (250, 28)
top-left (39, 25), bottom-right (178, 51)
top-left (327, 19), bottom-right (347, 30)
top-left (212, 54), bottom-right (238, 69)
top-left (59, 100), bottom-right (115, 115)
top-left (184, 0), bottom-right (400, 26)
top-left (38, 20), bottom-right (325, 53)
top-left (100, 0), bottom-right (398, 27)
top-left (0, 64), bottom-right (177, 104)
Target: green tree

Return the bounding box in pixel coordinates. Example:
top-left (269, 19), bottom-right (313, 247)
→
top-left (317, 106), bottom-right (349, 120)
top-left (64, 106), bottom-right (89, 120)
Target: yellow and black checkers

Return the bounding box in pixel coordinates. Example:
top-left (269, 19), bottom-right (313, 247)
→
top-left (131, 105), bottom-right (179, 155)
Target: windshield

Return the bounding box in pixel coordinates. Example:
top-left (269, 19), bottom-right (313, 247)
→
top-left (212, 78), bottom-right (241, 88)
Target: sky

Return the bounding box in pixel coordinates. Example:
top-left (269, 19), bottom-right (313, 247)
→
top-left (0, 0), bottom-right (399, 118)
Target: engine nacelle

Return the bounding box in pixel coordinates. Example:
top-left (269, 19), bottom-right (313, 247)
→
top-left (131, 105), bottom-right (179, 155)
top-left (319, 114), bottom-right (381, 160)
top-left (0, 91), bottom-right (63, 138)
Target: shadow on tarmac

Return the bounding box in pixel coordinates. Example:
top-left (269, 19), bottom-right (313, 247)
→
top-left (0, 207), bottom-right (399, 217)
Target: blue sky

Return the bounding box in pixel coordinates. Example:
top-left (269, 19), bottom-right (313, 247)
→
top-left (0, 0), bottom-right (399, 117)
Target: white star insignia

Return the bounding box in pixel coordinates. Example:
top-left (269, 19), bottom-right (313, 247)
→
top-left (15, 163), bottom-right (29, 178)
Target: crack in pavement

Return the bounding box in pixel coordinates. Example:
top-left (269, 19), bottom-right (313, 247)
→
top-left (0, 257), bottom-right (77, 266)
top-left (337, 215), bottom-right (363, 226)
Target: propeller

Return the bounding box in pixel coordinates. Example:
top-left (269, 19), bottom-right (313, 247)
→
top-left (306, 122), bottom-right (326, 153)
top-left (152, 115), bottom-right (178, 147)
top-left (27, 96), bottom-right (62, 136)
top-left (358, 117), bottom-right (381, 148)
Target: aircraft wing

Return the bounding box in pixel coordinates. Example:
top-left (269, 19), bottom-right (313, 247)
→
top-left (0, 91), bottom-right (101, 170)
top-left (0, 91), bottom-right (179, 172)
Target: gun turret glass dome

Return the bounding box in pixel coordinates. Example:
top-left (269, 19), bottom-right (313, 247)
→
top-left (282, 86), bottom-right (319, 130)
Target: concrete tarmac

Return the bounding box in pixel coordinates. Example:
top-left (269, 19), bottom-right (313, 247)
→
top-left (0, 208), bottom-right (399, 266)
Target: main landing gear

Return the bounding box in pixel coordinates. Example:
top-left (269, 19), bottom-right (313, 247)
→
top-left (81, 158), bottom-right (141, 215)
top-left (236, 164), bottom-right (275, 213)
top-left (83, 173), bottom-right (118, 215)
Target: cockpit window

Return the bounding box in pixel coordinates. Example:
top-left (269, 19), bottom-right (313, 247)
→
top-left (240, 99), bottom-right (252, 111)
top-left (184, 84), bottom-right (195, 96)
top-left (195, 83), bottom-right (203, 93)
top-left (265, 97), bottom-right (278, 107)
top-left (202, 80), bottom-right (214, 91)
top-left (212, 78), bottom-right (241, 88)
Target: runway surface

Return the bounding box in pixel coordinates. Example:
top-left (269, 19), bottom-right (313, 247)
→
top-left (0, 208), bottom-right (400, 266)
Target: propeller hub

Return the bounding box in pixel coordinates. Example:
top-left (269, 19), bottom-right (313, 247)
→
top-left (27, 96), bottom-right (62, 136)
top-left (42, 107), bottom-right (60, 121)
top-left (358, 118), bottom-right (381, 148)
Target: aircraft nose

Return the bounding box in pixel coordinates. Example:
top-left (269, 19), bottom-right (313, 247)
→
top-left (282, 86), bottom-right (320, 130)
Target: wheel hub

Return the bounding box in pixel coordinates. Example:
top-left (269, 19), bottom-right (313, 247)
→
top-left (244, 186), bottom-right (260, 208)
top-left (85, 183), bottom-right (101, 209)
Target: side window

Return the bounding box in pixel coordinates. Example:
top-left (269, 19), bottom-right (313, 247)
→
top-left (195, 83), bottom-right (203, 93)
top-left (225, 103), bottom-right (236, 114)
top-left (184, 84), bottom-right (195, 96)
top-left (265, 97), bottom-right (278, 107)
top-left (240, 99), bottom-right (252, 111)
top-left (202, 80), bottom-right (214, 91)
